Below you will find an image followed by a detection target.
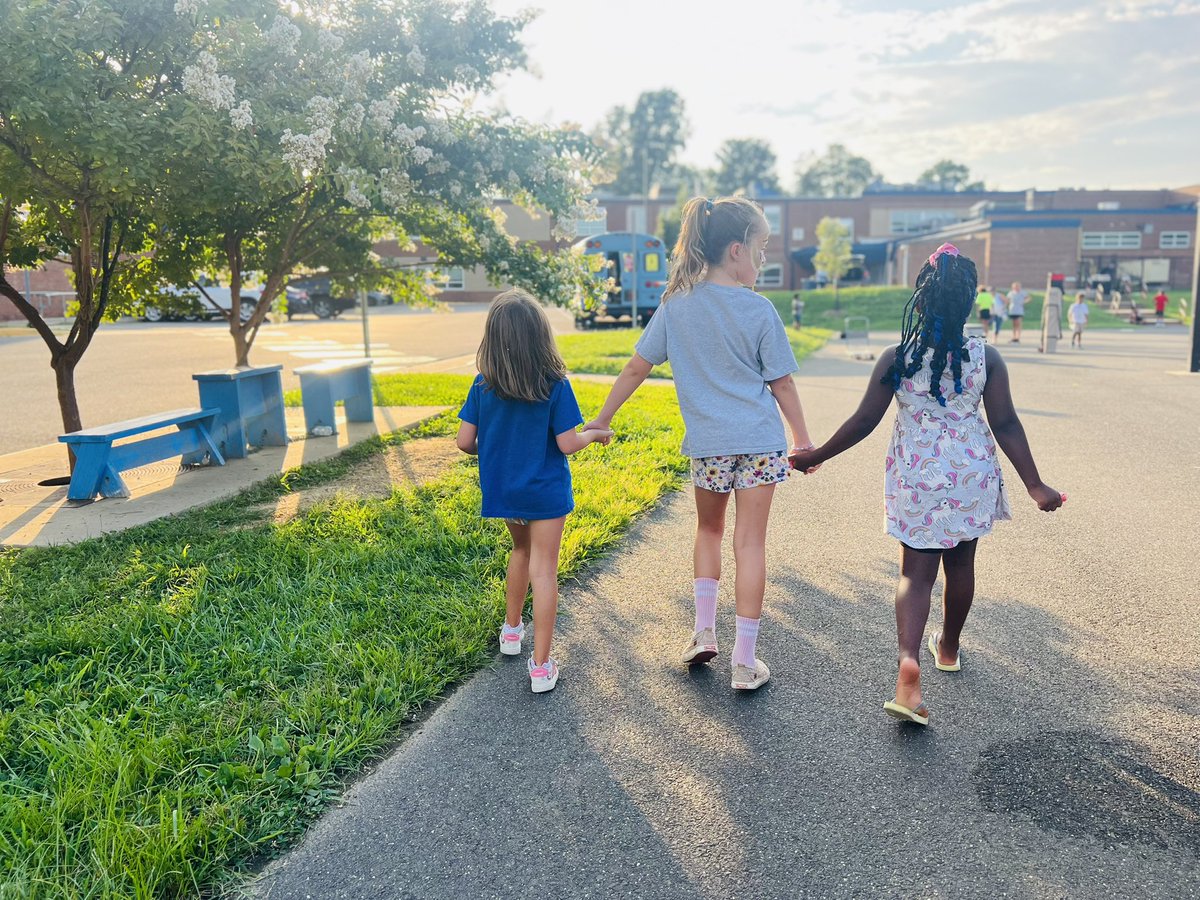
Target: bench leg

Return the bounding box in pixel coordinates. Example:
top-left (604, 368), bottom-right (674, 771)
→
top-left (258, 372), bottom-right (289, 446)
top-left (180, 421), bottom-right (226, 466)
top-left (98, 464), bottom-right (131, 499)
top-left (301, 379), bottom-right (336, 434)
top-left (344, 370), bottom-right (374, 423)
top-left (66, 447), bottom-right (109, 501)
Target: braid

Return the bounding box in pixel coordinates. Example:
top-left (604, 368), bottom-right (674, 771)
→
top-left (883, 251), bottom-right (978, 405)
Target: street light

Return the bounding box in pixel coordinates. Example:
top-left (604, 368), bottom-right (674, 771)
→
top-left (1189, 200), bottom-right (1199, 372)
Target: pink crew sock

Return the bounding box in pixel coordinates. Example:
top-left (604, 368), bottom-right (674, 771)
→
top-left (732, 616), bottom-right (760, 669)
top-left (693, 578), bottom-right (718, 633)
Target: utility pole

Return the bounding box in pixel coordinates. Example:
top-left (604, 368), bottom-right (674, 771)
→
top-left (1189, 201), bottom-right (1199, 372)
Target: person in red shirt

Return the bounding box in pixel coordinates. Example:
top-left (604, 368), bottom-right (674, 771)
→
top-left (1154, 289), bottom-right (1169, 326)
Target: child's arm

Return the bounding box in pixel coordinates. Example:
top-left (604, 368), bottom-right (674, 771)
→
top-left (581, 353), bottom-right (654, 431)
top-left (789, 349), bottom-right (897, 471)
top-left (455, 421), bottom-right (478, 455)
top-left (556, 426), bottom-right (614, 455)
top-left (981, 345), bottom-right (1063, 511)
top-left (766, 373), bottom-right (814, 451)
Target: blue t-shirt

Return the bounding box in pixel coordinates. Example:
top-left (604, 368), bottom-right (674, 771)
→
top-left (458, 375), bottom-right (583, 520)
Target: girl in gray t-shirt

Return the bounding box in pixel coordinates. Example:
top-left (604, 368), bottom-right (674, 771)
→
top-left (585, 196), bottom-right (815, 692)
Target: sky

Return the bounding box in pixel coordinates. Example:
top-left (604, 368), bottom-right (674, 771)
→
top-left (486, 0), bottom-right (1200, 191)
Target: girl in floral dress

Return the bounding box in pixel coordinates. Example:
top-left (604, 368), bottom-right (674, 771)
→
top-left (790, 244), bottom-right (1064, 724)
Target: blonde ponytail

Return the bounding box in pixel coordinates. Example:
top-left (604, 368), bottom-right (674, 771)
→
top-left (663, 195), bottom-right (768, 300)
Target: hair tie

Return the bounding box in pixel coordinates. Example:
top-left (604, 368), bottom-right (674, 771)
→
top-left (704, 199), bottom-right (714, 215)
top-left (928, 242), bottom-right (959, 268)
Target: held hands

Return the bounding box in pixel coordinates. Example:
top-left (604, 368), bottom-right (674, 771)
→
top-left (1029, 482), bottom-right (1066, 512)
top-left (788, 445), bottom-right (822, 475)
top-left (582, 427), bottom-right (615, 447)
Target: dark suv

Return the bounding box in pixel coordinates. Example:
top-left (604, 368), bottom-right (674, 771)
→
top-left (283, 277), bottom-right (360, 319)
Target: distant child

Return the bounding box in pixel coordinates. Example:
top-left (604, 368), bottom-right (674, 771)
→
top-left (584, 196), bottom-right (814, 691)
top-left (1006, 281), bottom-right (1029, 343)
top-left (1069, 292), bottom-right (1090, 348)
top-left (456, 290), bottom-right (613, 693)
top-left (1154, 289), bottom-right (1169, 326)
top-left (975, 285), bottom-right (994, 327)
top-left (991, 289), bottom-right (1007, 340)
top-left (791, 244), bottom-right (1064, 725)
top-left (792, 292), bottom-right (805, 328)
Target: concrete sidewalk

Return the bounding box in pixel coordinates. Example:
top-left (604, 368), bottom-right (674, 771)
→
top-left (0, 405), bottom-right (445, 547)
top-left (247, 328), bottom-right (1200, 899)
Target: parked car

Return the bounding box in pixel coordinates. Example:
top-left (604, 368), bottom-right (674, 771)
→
top-left (283, 277), bottom-right (361, 319)
top-left (142, 281), bottom-right (307, 323)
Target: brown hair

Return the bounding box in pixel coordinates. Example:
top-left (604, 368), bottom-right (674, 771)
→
top-left (664, 196), bottom-right (768, 299)
top-left (477, 289), bottom-right (568, 402)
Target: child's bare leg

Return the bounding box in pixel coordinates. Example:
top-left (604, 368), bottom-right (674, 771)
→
top-left (895, 545), bottom-right (941, 708)
top-left (693, 486), bottom-right (730, 581)
top-left (938, 538), bottom-right (977, 661)
top-left (528, 516), bottom-right (566, 666)
top-left (503, 521), bottom-right (532, 628)
top-left (732, 483), bottom-right (776, 619)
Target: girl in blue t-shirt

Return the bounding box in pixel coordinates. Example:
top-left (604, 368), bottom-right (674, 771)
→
top-left (456, 290), bottom-right (613, 693)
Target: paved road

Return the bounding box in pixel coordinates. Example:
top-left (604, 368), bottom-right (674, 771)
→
top-left (249, 328), bottom-right (1200, 899)
top-left (0, 304), bottom-right (583, 455)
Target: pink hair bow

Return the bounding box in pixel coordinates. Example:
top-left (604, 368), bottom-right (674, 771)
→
top-left (929, 243), bottom-right (959, 267)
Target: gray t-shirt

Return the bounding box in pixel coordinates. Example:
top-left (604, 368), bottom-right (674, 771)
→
top-left (635, 282), bottom-right (798, 458)
top-left (1007, 289), bottom-right (1028, 316)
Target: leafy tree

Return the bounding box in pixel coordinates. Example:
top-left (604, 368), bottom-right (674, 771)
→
top-left (917, 159), bottom-right (985, 192)
top-left (795, 144), bottom-right (879, 198)
top-left (0, 0), bottom-right (239, 446)
top-left (159, 0), bottom-right (601, 366)
top-left (713, 139), bottom-right (781, 196)
top-left (656, 187), bottom-right (692, 254)
top-left (594, 89), bottom-right (689, 196)
top-left (813, 216), bottom-right (853, 308)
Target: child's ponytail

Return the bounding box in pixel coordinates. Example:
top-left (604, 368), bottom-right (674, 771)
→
top-left (664, 197), bottom-right (711, 300)
top-left (664, 196), bottom-right (767, 300)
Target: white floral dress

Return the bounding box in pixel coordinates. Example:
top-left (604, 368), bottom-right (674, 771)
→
top-left (885, 336), bottom-right (1011, 549)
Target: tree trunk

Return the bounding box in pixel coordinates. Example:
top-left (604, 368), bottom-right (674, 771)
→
top-left (232, 323), bottom-right (251, 367)
top-left (833, 278), bottom-right (841, 312)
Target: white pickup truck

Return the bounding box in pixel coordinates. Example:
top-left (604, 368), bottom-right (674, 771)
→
top-left (143, 281), bottom-right (310, 323)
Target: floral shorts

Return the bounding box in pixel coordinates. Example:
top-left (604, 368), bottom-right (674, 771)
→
top-left (690, 451), bottom-right (790, 493)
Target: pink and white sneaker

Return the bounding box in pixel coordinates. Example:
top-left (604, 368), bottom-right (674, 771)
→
top-left (499, 623), bottom-right (525, 656)
top-left (527, 657), bottom-right (560, 693)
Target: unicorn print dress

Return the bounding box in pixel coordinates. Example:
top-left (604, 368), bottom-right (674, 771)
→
top-left (885, 336), bottom-right (1011, 549)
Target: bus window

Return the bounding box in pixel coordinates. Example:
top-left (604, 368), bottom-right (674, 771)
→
top-left (605, 252), bottom-right (622, 286)
top-left (643, 252), bottom-right (661, 273)
top-left (622, 252), bottom-right (635, 274)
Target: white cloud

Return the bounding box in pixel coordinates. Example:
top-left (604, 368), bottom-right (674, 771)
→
top-left (487, 0), bottom-right (1200, 189)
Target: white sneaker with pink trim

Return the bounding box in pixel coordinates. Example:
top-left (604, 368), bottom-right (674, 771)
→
top-left (527, 657), bottom-right (560, 693)
top-left (499, 623), bottom-right (525, 656)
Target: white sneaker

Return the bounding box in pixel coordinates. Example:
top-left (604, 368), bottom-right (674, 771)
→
top-left (731, 657), bottom-right (770, 691)
top-left (528, 657), bottom-right (560, 693)
top-left (681, 628), bottom-right (719, 665)
top-left (499, 623), bottom-right (525, 656)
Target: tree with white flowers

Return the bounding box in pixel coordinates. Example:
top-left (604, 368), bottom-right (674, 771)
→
top-left (159, 0), bottom-right (601, 366)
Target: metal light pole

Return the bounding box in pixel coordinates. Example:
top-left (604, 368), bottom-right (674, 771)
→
top-left (1189, 201), bottom-right (1199, 372)
top-left (359, 286), bottom-right (372, 359)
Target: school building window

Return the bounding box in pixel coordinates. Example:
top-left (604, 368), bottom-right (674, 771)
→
top-left (763, 205), bottom-right (783, 235)
top-left (1159, 231), bottom-right (1190, 249)
top-left (1081, 232), bottom-right (1142, 250)
top-left (423, 266), bottom-right (465, 290)
top-left (755, 264), bottom-right (783, 289)
top-left (837, 217), bottom-right (855, 240)
top-left (791, 227), bottom-right (805, 243)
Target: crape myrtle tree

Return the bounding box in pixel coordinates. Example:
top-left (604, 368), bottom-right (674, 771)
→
top-left (0, 0), bottom-right (237, 442)
top-left (161, 0), bottom-right (601, 366)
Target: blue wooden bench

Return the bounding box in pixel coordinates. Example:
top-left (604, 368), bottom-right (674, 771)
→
top-left (193, 365), bottom-right (288, 459)
top-left (295, 360), bottom-right (374, 435)
top-left (59, 408), bottom-right (225, 501)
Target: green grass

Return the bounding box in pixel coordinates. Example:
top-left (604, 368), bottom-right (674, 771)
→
top-left (764, 287), bottom-right (1193, 333)
top-left (0, 375), bottom-right (685, 898)
top-left (556, 327), bottom-right (835, 378)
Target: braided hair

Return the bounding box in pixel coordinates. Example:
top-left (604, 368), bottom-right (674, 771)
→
top-left (883, 249), bottom-right (978, 406)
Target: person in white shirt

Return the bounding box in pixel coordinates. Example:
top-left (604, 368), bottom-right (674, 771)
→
top-left (1006, 282), bottom-right (1029, 343)
top-left (1069, 292), bottom-right (1089, 348)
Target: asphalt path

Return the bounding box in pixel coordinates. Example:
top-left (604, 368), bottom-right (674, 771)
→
top-left (248, 327), bottom-right (1200, 899)
top-left (0, 303), bottom-right (576, 455)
